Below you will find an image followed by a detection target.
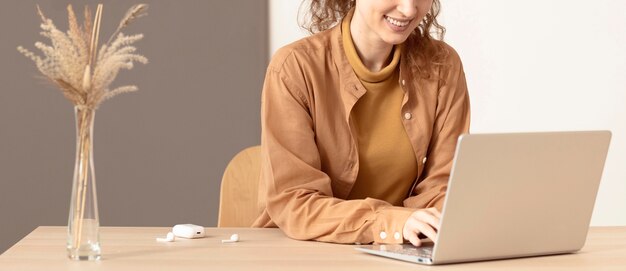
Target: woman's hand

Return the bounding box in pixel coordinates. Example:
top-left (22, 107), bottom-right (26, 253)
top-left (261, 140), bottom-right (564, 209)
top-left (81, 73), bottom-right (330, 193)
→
top-left (402, 207), bottom-right (442, 246)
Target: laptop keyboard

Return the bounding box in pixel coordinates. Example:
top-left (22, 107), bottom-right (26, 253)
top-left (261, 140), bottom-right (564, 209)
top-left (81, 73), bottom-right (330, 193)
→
top-left (356, 244), bottom-right (435, 264)
top-left (393, 246), bottom-right (433, 257)
top-left (378, 244), bottom-right (433, 258)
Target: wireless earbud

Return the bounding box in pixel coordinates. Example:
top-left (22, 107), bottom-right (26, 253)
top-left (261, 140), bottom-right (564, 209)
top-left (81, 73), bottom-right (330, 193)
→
top-left (221, 234), bottom-right (239, 243)
top-left (156, 232), bottom-right (175, 242)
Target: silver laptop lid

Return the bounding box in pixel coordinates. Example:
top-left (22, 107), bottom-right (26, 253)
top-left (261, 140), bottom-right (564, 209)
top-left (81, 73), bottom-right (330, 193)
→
top-left (432, 131), bottom-right (611, 264)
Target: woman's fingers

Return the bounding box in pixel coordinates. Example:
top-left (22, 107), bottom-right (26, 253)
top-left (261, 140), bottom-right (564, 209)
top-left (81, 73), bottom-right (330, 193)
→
top-left (406, 228), bottom-right (422, 247)
top-left (403, 209), bottom-right (441, 246)
top-left (413, 209), bottom-right (441, 232)
top-left (414, 220), bottom-right (438, 242)
top-left (403, 216), bottom-right (420, 246)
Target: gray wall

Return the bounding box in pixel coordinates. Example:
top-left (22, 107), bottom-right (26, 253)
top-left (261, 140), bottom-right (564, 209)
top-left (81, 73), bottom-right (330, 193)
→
top-left (0, 0), bottom-right (267, 253)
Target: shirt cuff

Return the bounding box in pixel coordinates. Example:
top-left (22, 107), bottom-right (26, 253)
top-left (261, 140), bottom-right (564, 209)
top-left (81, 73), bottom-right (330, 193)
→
top-left (371, 206), bottom-right (415, 244)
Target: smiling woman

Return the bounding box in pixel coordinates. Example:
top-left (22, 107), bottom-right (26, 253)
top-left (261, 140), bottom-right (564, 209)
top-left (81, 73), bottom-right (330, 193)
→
top-left (253, 0), bottom-right (470, 247)
top-left (302, 0), bottom-right (447, 78)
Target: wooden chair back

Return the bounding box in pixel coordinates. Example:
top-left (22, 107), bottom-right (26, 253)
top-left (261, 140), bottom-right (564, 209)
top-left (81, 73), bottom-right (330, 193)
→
top-left (217, 146), bottom-right (262, 227)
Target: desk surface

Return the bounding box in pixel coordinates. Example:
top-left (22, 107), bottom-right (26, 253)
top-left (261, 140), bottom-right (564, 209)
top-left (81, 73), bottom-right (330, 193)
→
top-left (0, 226), bottom-right (625, 271)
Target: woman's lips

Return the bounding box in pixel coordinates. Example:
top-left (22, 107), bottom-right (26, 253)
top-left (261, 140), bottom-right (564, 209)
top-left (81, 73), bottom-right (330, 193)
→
top-left (384, 15), bottom-right (412, 32)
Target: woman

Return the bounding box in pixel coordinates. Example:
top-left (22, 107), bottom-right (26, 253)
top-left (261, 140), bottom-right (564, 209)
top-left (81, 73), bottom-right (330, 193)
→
top-left (252, 0), bottom-right (470, 247)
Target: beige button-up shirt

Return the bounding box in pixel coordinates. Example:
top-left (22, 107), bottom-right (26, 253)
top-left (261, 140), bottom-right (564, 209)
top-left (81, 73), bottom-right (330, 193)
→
top-left (252, 21), bottom-right (471, 245)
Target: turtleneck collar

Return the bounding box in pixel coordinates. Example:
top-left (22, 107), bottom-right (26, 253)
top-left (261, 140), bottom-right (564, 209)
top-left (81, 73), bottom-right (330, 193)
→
top-left (341, 8), bottom-right (401, 83)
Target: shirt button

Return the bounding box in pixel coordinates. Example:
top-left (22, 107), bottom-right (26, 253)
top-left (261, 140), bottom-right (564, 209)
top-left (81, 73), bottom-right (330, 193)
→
top-left (379, 231), bottom-right (388, 240)
top-left (422, 157), bottom-right (427, 164)
top-left (394, 232), bottom-right (402, 240)
top-left (404, 112), bottom-right (412, 120)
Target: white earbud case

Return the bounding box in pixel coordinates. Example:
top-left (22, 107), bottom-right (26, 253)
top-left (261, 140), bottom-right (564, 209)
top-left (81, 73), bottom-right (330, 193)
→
top-left (172, 224), bottom-right (205, 239)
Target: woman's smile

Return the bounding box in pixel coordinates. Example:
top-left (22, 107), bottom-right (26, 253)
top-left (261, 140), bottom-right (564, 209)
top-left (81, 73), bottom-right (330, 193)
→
top-left (383, 15), bottom-right (413, 32)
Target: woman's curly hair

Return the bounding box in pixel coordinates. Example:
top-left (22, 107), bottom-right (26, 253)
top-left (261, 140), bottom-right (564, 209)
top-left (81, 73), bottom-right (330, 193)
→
top-left (299, 0), bottom-right (448, 79)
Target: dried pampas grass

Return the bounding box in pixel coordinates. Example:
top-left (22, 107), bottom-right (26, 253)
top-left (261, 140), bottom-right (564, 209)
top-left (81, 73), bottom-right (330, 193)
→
top-left (17, 4), bottom-right (149, 254)
top-left (17, 4), bottom-right (149, 109)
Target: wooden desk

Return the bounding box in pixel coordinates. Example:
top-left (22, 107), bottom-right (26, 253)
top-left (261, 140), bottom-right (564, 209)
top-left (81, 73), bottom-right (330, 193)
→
top-left (0, 226), bottom-right (625, 270)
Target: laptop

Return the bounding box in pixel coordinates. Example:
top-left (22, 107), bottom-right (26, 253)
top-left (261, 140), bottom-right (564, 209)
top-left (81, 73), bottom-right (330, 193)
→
top-left (356, 131), bottom-right (612, 265)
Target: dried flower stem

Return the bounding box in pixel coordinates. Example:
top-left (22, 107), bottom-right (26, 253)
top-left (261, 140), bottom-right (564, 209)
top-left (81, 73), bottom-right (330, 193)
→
top-left (72, 107), bottom-right (96, 249)
top-left (89, 4), bottom-right (102, 67)
top-left (106, 4), bottom-right (148, 45)
top-left (73, 3), bottom-right (103, 249)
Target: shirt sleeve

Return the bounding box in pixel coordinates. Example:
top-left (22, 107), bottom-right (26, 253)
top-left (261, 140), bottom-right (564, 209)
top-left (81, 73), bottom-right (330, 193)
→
top-left (260, 55), bottom-right (415, 244)
top-left (403, 47), bottom-right (471, 211)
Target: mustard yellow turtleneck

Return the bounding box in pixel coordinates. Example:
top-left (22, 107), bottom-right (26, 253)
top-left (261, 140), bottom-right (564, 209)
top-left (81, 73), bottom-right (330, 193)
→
top-left (343, 11), bottom-right (418, 206)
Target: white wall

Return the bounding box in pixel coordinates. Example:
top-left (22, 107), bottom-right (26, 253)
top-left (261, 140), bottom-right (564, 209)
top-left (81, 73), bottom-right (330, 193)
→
top-left (269, 0), bottom-right (626, 226)
top-left (269, 0), bottom-right (308, 56)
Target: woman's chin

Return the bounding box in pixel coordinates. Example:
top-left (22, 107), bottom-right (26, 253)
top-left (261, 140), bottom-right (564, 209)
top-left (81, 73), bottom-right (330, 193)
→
top-left (382, 34), bottom-right (411, 45)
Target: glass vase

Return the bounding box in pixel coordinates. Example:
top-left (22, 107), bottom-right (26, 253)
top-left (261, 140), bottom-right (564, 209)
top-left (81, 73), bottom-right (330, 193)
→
top-left (67, 106), bottom-right (101, 260)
